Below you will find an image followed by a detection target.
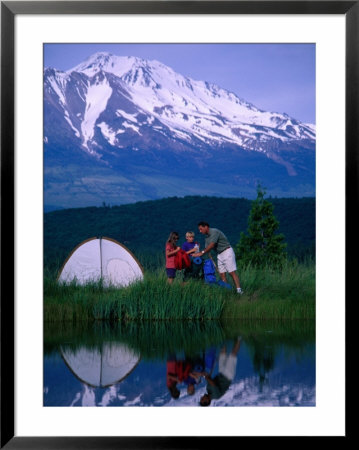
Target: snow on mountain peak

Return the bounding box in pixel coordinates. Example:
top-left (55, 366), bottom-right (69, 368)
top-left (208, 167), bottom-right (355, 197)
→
top-left (67, 53), bottom-right (149, 79)
top-left (47, 52), bottom-right (315, 154)
top-left (81, 75), bottom-right (113, 151)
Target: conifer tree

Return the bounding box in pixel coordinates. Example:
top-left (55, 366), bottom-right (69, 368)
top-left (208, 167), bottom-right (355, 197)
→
top-left (236, 185), bottom-right (287, 268)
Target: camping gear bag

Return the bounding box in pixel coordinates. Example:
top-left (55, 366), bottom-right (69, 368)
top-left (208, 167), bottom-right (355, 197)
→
top-left (216, 280), bottom-right (232, 289)
top-left (174, 249), bottom-right (191, 270)
top-left (203, 259), bottom-right (217, 284)
top-left (192, 257), bottom-right (203, 265)
top-left (189, 256), bottom-right (203, 279)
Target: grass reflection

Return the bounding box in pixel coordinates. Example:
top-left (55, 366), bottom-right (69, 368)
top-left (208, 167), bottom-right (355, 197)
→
top-left (44, 318), bottom-right (314, 362)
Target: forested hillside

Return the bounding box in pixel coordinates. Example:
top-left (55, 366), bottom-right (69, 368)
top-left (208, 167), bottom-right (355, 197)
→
top-left (44, 196), bottom-right (315, 272)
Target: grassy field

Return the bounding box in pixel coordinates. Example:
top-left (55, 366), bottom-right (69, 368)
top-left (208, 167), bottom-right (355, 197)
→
top-left (44, 259), bottom-right (315, 322)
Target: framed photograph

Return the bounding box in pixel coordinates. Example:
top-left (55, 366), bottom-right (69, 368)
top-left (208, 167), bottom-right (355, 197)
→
top-left (1, 1), bottom-right (354, 446)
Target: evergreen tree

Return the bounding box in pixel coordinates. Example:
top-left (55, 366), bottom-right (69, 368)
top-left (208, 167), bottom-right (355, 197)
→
top-left (236, 186), bottom-right (287, 268)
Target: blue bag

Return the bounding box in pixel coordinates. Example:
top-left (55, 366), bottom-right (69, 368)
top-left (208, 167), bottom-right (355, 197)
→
top-left (204, 348), bottom-right (217, 373)
top-left (192, 257), bottom-right (203, 265)
top-left (203, 259), bottom-right (217, 284)
top-left (216, 280), bottom-right (232, 289)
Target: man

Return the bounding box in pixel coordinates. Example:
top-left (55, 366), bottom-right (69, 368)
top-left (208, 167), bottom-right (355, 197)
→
top-left (193, 221), bottom-right (243, 294)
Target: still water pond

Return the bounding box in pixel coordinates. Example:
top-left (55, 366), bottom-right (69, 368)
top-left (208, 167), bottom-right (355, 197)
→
top-left (44, 320), bottom-right (315, 407)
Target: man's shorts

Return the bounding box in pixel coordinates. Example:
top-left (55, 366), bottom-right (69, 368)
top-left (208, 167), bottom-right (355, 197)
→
top-left (217, 247), bottom-right (237, 274)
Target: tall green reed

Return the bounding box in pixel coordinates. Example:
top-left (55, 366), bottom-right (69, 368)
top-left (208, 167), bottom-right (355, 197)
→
top-left (44, 259), bottom-right (315, 322)
top-left (44, 271), bottom-right (225, 322)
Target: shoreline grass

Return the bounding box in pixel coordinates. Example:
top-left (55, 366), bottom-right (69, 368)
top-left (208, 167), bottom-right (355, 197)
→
top-left (222, 260), bottom-right (315, 320)
top-left (44, 259), bottom-right (315, 322)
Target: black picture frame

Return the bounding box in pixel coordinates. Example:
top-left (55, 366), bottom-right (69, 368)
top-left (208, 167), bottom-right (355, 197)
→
top-left (1, 1), bottom-right (355, 447)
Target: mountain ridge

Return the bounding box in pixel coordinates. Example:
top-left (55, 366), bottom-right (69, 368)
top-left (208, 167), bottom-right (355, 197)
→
top-left (44, 52), bottom-right (316, 208)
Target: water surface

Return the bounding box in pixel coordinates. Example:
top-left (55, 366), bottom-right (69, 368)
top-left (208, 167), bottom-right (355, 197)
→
top-left (44, 319), bottom-right (315, 406)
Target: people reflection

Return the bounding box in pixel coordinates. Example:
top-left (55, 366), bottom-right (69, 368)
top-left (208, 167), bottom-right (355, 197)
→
top-left (184, 354), bottom-right (204, 395)
top-left (166, 355), bottom-right (192, 399)
top-left (186, 347), bottom-right (217, 395)
top-left (199, 338), bottom-right (241, 406)
top-left (167, 350), bottom-right (217, 398)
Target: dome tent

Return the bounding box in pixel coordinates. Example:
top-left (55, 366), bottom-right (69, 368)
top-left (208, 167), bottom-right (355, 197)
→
top-left (57, 237), bottom-right (144, 287)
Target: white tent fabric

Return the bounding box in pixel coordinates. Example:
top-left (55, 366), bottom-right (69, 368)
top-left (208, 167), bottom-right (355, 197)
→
top-left (60, 343), bottom-right (140, 387)
top-left (58, 237), bottom-right (144, 287)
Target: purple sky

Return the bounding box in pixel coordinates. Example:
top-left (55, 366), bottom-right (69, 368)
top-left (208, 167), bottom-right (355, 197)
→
top-left (44, 43), bottom-right (315, 124)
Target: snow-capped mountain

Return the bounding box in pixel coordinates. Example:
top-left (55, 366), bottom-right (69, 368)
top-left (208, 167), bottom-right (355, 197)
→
top-left (44, 52), bottom-right (315, 208)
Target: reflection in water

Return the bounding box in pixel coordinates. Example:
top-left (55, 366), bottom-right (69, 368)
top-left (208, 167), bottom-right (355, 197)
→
top-left (250, 335), bottom-right (275, 392)
top-left (60, 343), bottom-right (140, 388)
top-left (166, 348), bottom-right (217, 399)
top-left (44, 319), bottom-right (315, 407)
top-left (200, 338), bottom-right (241, 406)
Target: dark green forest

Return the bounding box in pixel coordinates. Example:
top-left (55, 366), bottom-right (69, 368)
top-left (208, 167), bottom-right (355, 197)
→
top-left (44, 195), bottom-right (315, 273)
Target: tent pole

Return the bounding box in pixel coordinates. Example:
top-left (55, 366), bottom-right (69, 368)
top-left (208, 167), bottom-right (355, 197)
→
top-left (100, 236), bottom-right (103, 281)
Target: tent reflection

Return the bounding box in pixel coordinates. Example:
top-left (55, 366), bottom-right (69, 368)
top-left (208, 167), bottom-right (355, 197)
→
top-left (60, 342), bottom-right (140, 388)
